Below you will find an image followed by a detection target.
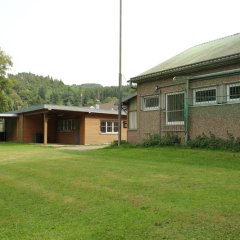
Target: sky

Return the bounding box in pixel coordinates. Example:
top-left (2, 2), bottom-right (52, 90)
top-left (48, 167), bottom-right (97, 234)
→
top-left (0, 0), bottom-right (239, 86)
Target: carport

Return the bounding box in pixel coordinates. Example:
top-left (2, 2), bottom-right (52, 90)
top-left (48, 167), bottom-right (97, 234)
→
top-left (0, 113), bottom-right (18, 142)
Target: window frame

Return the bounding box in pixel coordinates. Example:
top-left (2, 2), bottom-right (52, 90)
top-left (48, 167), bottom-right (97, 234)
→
top-left (57, 119), bottom-right (75, 132)
top-left (227, 83), bottom-right (240, 102)
top-left (142, 95), bottom-right (160, 111)
top-left (193, 87), bottom-right (217, 105)
top-left (166, 92), bottom-right (185, 126)
top-left (100, 120), bottom-right (118, 134)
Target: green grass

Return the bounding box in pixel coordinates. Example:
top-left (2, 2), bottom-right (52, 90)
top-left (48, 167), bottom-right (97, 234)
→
top-left (0, 143), bottom-right (240, 240)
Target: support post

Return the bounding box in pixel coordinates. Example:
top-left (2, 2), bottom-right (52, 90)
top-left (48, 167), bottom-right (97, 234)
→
top-left (44, 113), bottom-right (48, 145)
top-left (18, 114), bottom-right (24, 143)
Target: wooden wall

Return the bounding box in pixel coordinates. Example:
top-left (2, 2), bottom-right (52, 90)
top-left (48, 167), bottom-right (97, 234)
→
top-left (84, 113), bottom-right (127, 145)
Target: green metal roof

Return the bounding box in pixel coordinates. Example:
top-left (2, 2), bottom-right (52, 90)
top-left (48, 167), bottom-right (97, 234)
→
top-left (131, 33), bottom-right (240, 82)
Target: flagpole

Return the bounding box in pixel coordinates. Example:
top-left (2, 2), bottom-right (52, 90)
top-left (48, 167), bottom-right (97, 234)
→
top-left (118, 0), bottom-right (122, 146)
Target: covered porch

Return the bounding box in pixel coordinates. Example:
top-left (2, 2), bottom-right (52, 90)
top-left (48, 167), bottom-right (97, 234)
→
top-left (1, 110), bottom-right (85, 145)
top-left (22, 109), bottom-right (85, 145)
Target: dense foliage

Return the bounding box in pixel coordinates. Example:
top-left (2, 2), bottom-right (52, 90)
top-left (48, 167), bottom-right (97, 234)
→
top-left (187, 132), bottom-right (240, 151)
top-left (0, 47), bottom-right (135, 112)
top-left (0, 48), bottom-right (13, 112)
top-left (3, 72), bottom-right (134, 111)
top-left (2, 72), bottom-right (135, 112)
top-left (140, 133), bottom-right (181, 147)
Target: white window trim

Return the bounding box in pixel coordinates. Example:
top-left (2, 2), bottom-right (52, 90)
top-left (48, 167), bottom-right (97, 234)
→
top-left (227, 83), bottom-right (240, 102)
top-left (166, 92), bottom-right (184, 126)
top-left (142, 95), bottom-right (160, 111)
top-left (100, 121), bottom-right (118, 134)
top-left (193, 87), bottom-right (217, 105)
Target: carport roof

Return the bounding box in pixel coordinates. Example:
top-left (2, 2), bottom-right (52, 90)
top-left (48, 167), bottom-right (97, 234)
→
top-left (6, 104), bottom-right (126, 115)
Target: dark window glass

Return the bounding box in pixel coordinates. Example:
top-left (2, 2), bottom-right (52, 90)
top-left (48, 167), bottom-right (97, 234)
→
top-left (167, 93), bottom-right (184, 123)
top-left (229, 85), bottom-right (240, 99)
top-left (143, 96), bottom-right (159, 109)
top-left (195, 89), bottom-right (216, 103)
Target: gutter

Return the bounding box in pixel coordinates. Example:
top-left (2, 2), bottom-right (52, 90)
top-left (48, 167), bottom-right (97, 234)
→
top-left (188, 68), bottom-right (240, 81)
top-left (173, 68), bottom-right (240, 82)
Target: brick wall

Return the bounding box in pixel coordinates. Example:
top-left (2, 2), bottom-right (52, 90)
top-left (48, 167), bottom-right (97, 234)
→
top-left (135, 64), bottom-right (240, 143)
top-left (189, 102), bottom-right (240, 139)
top-left (127, 130), bottom-right (139, 144)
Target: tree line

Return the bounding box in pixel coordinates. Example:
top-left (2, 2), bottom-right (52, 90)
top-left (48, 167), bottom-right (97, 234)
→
top-left (0, 48), bottom-right (135, 112)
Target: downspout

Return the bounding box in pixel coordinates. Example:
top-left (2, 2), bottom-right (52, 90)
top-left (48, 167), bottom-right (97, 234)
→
top-left (184, 79), bottom-right (189, 143)
top-left (159, 89), bottom-right (162, 137)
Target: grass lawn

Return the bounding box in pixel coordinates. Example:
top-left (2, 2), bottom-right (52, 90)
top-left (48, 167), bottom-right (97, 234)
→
top-left (0, 143), bottom-right (240, 240)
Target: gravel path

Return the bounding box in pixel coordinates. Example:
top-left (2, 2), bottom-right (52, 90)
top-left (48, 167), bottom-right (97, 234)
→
top-left (47, 144), bottom-right (109, 151)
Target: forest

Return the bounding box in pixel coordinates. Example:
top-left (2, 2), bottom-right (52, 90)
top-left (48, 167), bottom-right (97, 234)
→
top-left (0, 48), bottom-right (135, 112)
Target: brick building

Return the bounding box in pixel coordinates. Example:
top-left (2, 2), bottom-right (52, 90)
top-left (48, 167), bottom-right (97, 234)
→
top-left (0, 104), bottom-right (127, 145)
top-left (124, 33), bottom-right (240, 144)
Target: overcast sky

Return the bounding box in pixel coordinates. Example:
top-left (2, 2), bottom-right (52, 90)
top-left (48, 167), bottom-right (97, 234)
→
top-left (0, 0), bottom-right (239, 86)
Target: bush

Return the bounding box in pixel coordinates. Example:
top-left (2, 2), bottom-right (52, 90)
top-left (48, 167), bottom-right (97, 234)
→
top-left (187, 132), bottom-right (240, 151)
top-left (141, 133), bottom-right (181, 147)
top-left (109, 140), bottom-right (136, 148)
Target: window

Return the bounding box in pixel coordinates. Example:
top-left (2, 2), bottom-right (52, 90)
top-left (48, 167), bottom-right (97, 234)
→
top-left (57, 119), bottom-right (75, 132)
top-left (193, 87), bottom-right (217, 105)
top-left (100, 121), bottom-right (118, 133)
top-left (129, 111), bottom-right (137, 130)
top-left (166, 92), bottom-right (184, 125)
top-left (142, 95), bottom-right (159, 110)
top-left (0, 118), bottom-right (5, 132)
top-left (227, 83), bottom-right (240, 102)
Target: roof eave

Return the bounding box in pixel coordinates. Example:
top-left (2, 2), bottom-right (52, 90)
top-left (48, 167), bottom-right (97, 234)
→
top-left (0, 113), bottom-right (18, 117)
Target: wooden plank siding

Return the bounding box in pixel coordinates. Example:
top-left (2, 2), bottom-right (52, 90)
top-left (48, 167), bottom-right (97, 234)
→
top-left (11, 111), bottom-right (127, 145)
top-left (23, 114), bottom-right (44, 143)
top-left (84, 113), bottom-right (127, 145)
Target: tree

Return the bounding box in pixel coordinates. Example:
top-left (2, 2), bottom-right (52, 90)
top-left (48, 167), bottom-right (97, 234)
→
top-left (0, 48), bottom-right (12, 112)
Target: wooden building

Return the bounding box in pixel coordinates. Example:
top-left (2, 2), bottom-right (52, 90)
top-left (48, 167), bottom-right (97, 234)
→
top-left (0, 104), bottom-right (127, 145)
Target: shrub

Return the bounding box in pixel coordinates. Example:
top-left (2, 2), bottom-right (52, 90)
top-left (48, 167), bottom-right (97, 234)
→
top-left (109, 140), bottom-right (138, 148)
top-left (187, 132), bottom-right (240, 151)
top-left (141, 133), bottom-right (180, 147)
